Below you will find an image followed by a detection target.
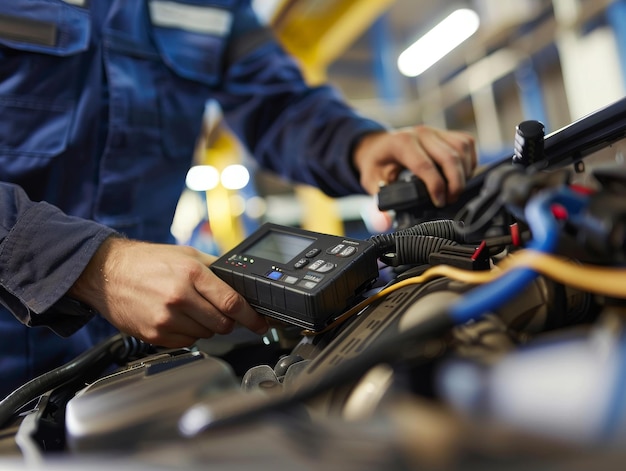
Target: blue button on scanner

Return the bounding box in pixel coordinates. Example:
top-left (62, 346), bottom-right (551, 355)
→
top-left (267, 271), bottom-right (283, 281)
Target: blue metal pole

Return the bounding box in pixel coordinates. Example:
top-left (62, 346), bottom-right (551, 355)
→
top-left (515, 58), bottom-right (550, 131)
top-left (606, 0), bottom-right (626, 91)
top-left (370, 14), bottom-right (402, 105)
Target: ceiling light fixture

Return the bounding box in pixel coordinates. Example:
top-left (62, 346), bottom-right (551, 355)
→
top-left (397, 8), bottom-right (480, 78)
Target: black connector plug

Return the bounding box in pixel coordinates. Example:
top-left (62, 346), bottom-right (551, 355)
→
top-left (428, 242), bottom-right (491, 271)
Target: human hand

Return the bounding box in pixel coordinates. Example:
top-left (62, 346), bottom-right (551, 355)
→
top-left (69, 237), bottom-right (269, 348)
top-left (352, 125), bottom-right (477, 207)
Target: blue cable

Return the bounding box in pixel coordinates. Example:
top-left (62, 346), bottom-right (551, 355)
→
top-left (449, 187), bottom-right (588, 325)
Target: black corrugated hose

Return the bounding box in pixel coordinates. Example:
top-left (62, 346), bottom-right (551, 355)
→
top-left (391, 235), bottom-right (459, 266)
top-left (369, 219), bottom-right (463, 266)
top-left (368, 219), bottom-right (463, 252)
top-left (0, 333), bottom-right (152, 428)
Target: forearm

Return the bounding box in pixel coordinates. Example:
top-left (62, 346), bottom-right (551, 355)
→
top-left (247, 85), bottom-right (387, 196)
top-left (216, 29), bottom-right (387, 196)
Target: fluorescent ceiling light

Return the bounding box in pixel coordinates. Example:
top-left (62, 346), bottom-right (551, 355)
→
top-left (398, 8), bottom-right (480, 77)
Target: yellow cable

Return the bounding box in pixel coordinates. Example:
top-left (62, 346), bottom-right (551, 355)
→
top-left (503, 250), bottom-right (626, 297)
top-left (302, 264), bottom-right (500, 335)
top-left (302, 250), bottom-right (626, 336)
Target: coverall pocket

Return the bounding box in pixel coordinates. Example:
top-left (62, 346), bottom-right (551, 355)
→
top-left (0, 1), bottom-right (90, 56)
top-left (0, 95), bottom-right (73, 158)
top-left (0, 1), bottom-right (89, 158)
top-left (148, 0), bottom-right (233, 86)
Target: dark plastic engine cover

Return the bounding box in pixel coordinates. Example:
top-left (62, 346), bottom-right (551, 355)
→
top-left (65, 350), bottom-right (239, 452)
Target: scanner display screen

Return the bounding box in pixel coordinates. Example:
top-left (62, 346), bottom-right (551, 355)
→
top-left (245, 230), bottom-right (314, 264)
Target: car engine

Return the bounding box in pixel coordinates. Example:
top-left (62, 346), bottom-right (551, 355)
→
top-left (2, 97), bottom-right (626, 471)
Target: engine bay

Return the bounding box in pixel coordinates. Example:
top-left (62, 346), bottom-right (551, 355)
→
top-left (2, 97), bottom-right (626, 470)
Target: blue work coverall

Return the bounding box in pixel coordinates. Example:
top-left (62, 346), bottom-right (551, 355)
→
top-left (0, 0), bottom-right (385, 397)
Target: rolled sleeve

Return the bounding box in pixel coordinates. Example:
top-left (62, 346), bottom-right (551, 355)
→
top-left (0, 182), bottom-right (117, 334)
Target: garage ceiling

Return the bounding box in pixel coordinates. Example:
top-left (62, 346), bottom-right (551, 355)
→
top-left (268, 0), bottom-right (557, 126)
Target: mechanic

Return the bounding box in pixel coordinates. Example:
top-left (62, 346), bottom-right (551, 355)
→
top-left (0, 0), bottom-right (476, 398)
